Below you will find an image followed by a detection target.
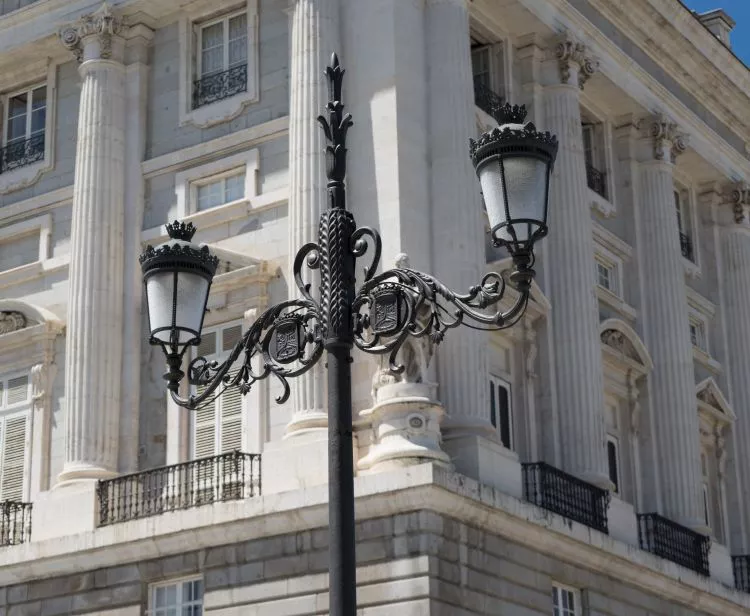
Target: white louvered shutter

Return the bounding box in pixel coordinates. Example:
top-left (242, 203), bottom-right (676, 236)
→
top-left (219, 325), bottom-right (243, 453)
top-left (193, 332), bottom-right (218, 459)
top-left (0, 414), bottom-right (29, 501)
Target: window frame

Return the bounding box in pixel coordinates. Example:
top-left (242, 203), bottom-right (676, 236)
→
top-left (593, 249), bottom-right (622, 299)
top-left (552, 583), bottom-right (582, 616)
top-left (193, 167), bottom-right (246, 212)
top-left (489, 373), bottom-right (513, 451)
top-left (0, 371), bottom-right (32, 502)
top-left (2, 82), bottom-right (46, 147)
top-left (688, 313), bottom-right (708, 354)
top-left (196, 8), bottom-right (248, 79)
top-left (147, 576), bottom-right (204, 616)
top-left (606, 434), bottom-right (621, 495)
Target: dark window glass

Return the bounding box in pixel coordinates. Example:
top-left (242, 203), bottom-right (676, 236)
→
top-left (498, 385), bottom-right (511, 449)
top-left (489, 381), bottom-right (497, 428)
top-left (607, 439), bottom-right (619, 493)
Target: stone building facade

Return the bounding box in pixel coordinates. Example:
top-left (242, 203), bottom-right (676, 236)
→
top-left (0, 0), bottom-right (749, 614)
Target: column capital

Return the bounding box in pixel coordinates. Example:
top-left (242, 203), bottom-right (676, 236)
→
top-left (731, 183), bottom-right (750, 224)
top-left (60, 3), bottom-right (126, 64)
top-left (554, 36), bottom-right (598, 89)
top-left (645, 114), bottom-right (689, 163)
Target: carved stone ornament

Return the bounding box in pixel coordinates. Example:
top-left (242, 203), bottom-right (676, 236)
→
top-left (650, 114), bottom-right (688, 163)
top-left (697, 386), bottom-right (723, 412)
top-left (555, 38), bottom-right (598, 89)
top-left (601, 328), bottom-right (641, 363)
top-left (0, 311), bottom-right (27, 335)
top-left (731, 183), bottom-right (750, 224)
top-left (60, 2), bottom-right (124, 63)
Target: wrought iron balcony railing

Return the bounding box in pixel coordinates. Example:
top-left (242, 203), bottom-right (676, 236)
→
top-left (473, 77), bottom-right (505, 123)
top-left (679, 232), bottom-right (694, 261)
top-left (638, 513), bottom-right (710, 576)
top-left (0, 134), bottom-right (45, 175)
top-left (0, 500), bottom-right (32, 546)
top-left (522, 462), bottom-right (610, 534)
top-left (97, 451), bottom-right (260, 526)
top-left (733, 555), bottom-right (750, 592)
top-left (192, 64), bottom-right (248, 110)
top-left (585, 163), bottom-right (608, 200)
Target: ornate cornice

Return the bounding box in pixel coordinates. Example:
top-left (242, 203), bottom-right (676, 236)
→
top-left (0, 311), bottom-right (27, 335)
top-left (59, 3), bottom-right (124, 63)
top-left (649, 114), bottom-right (688, 163)
top-left (731, 183), bottom-right (750, 224)
top-left (555, 37), bottom-right (598, 89)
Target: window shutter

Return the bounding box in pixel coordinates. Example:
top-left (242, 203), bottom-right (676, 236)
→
top-left (7, 376), bottom-right (28, 405)
top-left (220, 371), bottom-right (243, 453)
top-left (194, 391), bottom-right (217, 459)
top-left (0, 414), bottom-right (28, 501)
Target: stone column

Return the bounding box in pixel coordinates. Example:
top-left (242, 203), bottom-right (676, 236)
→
top-left (720, 184), bottom-right (750, 547)
top-left (58, 4), bottom-right (127, 482)
top-left (284, 0), bottom-right (341, 437)
top-left (636, 115), bottom-right (703, 528)
top-left (425, 0), bottom-right (490, 440)
top-left (542, 38), bottom-right (608, 487)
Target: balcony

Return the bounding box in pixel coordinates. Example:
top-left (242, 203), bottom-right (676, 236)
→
top-left (522, 462), bottom-right (610, 534)
top-left (192, 64), bottom-right (248, 110)
top-left (473, 77), bottom-right (505, 123)
top-left (0, 134), bottom-right (44, 175)
top-left (0, 501), bottom-right (32, 546)
top-left (680, 232), bottom-right (694, 261)
top-left (585, 163), bottom-right (608, 200)
top-left (638, 513), bottom-right (710, 576)
top-left (97, 451), bottom-right (261, 526)
top-left (733, 555), bottom-right (750, 592)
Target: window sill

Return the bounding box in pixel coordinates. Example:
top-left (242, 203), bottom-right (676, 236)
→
top-left (0, 159), bottom-right (50, 195)
top-left (683, 257), bottom-right (701, 279)
top-left (597, 286), bottom-right (637, 322)
top-left (589, 188), bottom-right (615, 218)
top-left (181, 91), bottom-right (259, 129)
top-left (693, 347), bottom-right (722, 374)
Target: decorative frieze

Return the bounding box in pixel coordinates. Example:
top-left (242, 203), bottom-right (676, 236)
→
top-left (59, 3), bottom-right (124, 63)
top-left (0, 311), bottom-right (27, 335)
top-left (555, 38), bottom-right (598, 89)
top-left (649, 114), bottom-right (688, 163)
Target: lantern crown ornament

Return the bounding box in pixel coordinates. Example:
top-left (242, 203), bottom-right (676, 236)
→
top-left (470, 103), bottom-right (558, 275)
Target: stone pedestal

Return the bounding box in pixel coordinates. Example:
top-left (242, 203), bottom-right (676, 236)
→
top-left (32, 481), bottom-right (99, 541)
top-left (542, 38), bottom-right (608, 487)
top-left (58, 5), bottom-right (127, 483)
top-left (636, 116), bottom-right (702, 528)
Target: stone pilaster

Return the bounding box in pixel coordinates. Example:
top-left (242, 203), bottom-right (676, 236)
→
top-left (636, 115), bottom-right (703, 528)
top-left (285, 0), bottom-right (341, 437)
top-left (542, 37), bottom-right (608, 487)
top-left (721, 185), bottom-right (750, 547)
top-left (425, 0), bottom-right (490, 440)
top-left (58, 4), bottom-right (127, 482)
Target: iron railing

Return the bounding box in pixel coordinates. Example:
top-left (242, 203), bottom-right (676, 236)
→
top-left (97, 451), bottom-right (260, 526)
top-left (192, 64), bottom-right (248, 109)
top-left (0, 500), bottom-right (32, 546)
top-left (733, 555), bottom-right (750, 592)
top-left (522, 462), bottom-right (610, 534)
top-left (638, 513), bottom-right (710, 576)
top-left (473, 77), bottom-right (505, 123)
top-left (585, 163), bottom-right (608, 199)
top-left (680, 232), bottom-right (694, 261)
top-left (0, 134), bottom-right (44, 175)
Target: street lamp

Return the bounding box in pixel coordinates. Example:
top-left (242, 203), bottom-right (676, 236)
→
top-left (140, 53), bottom-right (557, 616)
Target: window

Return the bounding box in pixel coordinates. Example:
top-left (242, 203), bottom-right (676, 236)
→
top-left (606, 435), bottom-right (620, 494)
top-left (196, 170), bottom-right (245, 211)
top-left (1, 84), bottom-right (46, 175)
top-left (489, 375), bottom-right (513, 450)
top-left (689, 316), bottom-right (707, 352)
top-left (582, 120), bottom-right (607, 200)
top-left (193, 10), bottom-right (249, 109)
top-left (674, 189), bottom-right (694, 262)
top-left (595, 260), bottom-right (614, 293)
top-left (471, 45), bottom-right (491, 91)
top-left (149, 578), bottom-right (203, 616)
top-left (552, 584), bottom-right (580, 616)
top-left (0, 374), bottom-right (31, 501)
top-left (192, 323), bottom-right (244, 459)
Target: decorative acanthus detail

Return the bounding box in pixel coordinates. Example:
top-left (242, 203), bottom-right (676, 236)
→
top-left (601, 328), bottom-right (640, 362)
top-left (60, 2), bottom-right (124, 63)
top-left (555, 38), bottom-right (598, 89)
top-left (650, 114), bottom-right (688, 163)
top-left (731, 183), bottom-right (750, 224)
top-left (0, 311), bottom-right (27, 335)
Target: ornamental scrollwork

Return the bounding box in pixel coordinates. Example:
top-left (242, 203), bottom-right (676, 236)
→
top-left (731, 184), bottom-right (750, 224)
top-left (0, 311), bottom-right (27, 335)
top-left (60, 2), bottom-right (124, 63)
top-left (555, 38), bottom-right (598, 89)
top-left (650, 114), bottom-right (688, 163)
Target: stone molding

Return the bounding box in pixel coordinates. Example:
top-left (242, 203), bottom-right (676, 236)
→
top-left (731, 183), bottom-right (750, 224)
top-left (0, 311), bottom-right (27, 335)
top-left (649, 114), bottom-right (689, 163)
top-left (59, 3), bottom-right (125, 63)
top-left (555, 36), bottom-right (598, 89)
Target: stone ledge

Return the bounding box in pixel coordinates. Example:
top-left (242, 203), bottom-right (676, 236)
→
top-left (0, 464), bottom-right (748, 614)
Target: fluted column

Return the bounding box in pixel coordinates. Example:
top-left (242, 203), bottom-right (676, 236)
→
top-left (58, 4), bottom-right (127, 482)
top-left (722, 185), bottom-right (750, 547)
top-left (636, 116), bottom-right (702, 528)
top-left (425, 0), bottom-right (490, 439)
top-left (542, 38), bottom-right (608, 486)
top-left (285, 0), bottom-right (340, 437)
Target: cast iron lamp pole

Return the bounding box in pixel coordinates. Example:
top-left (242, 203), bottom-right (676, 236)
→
top-left (139, 54), bottom-right (557, 616)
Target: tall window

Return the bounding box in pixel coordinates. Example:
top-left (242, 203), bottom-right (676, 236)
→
top-left (149, 578), bottom-right (203, 616)
top-left (2, 84), bottom-right (46, 173)
top-left (607, 435), bottom-right (621, 494)
top-left (471, 45), bottom-right (491, 91)
top-left (689, 316), bottom-right (707, 352)
top-left (552, 584), bottom-right (580, 616)
top-left (192, 323), bottom-right (244, 458)
top-left (582, 121), bottom-right (607, 199)
top-left (196, 170), bottom-right (245, 211)
top-left (489, 375), bottom-right (513, 450)
top-left (701, 452), bottom-right (711, 530)
top-left (674, 189), bottom-right (694, 262)
top-left (0, 374), bottom-right (30, 501)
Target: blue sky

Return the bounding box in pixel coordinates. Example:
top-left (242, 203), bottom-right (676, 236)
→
top-left (681, 0), bottom-right (750, 66)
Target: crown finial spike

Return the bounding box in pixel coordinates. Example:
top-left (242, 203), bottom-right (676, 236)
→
top-left (330, 52), bottom-right (340, 68)
top-left (497, 103), bottom-right (528, 125)
top-left (165, 220), bottom-right (197, 242)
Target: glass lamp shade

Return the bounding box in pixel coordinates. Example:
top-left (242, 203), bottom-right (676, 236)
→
top-left (139, 221), bottom-right (219, 353)
top-left (470, 104), bottom-right (558, 256)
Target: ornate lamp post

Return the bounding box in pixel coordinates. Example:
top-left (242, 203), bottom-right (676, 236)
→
top-left (140, 54), bottom-right (557, 616)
